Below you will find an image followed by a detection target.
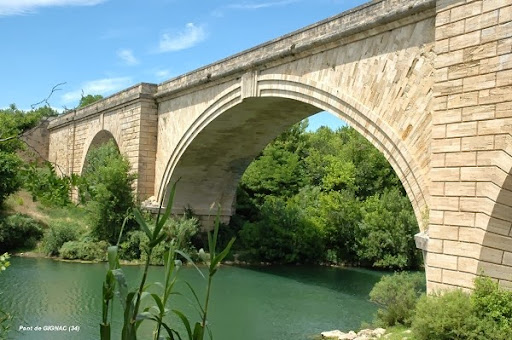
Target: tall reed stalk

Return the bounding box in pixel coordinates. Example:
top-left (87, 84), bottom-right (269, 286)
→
top-left (100, 183), bottom-right (235, 340)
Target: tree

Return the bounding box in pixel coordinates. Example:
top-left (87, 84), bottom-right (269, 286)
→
top-left (80, 140), bottom-right (136, 243)
top-left (78, 94), bottom-right (103, 108)
top-left (0, 105), bottom-right (56, 206)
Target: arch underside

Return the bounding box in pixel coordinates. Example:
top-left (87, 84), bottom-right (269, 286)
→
top-left (160, 78), bottom-right (429, 229)
top-left (80, 129), bottom-right (119, 175)
top-left (478, 169), bottom-right (512, 287)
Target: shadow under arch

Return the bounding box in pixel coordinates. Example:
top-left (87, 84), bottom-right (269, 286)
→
top-left (477, 166), bottom-right (512, 288)
top-left (157, 76), bottom-right (429, 229)
top-left (79, 129), bottom-right (120, 175)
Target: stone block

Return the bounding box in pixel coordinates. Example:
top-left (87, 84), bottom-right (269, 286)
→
top-left (429, 224), bottom-right (459, 240)
top-left (450, 30), bottom-right (482, 51)
top-left (446, 121), bottom-right (478, 137)
top-left (429, 252), bottom-right (459, 270)
top-left (463, 73), bottom-right (497, 92)
top-left (461, 135), bottom-right (495, 151)
top-left (447, 91), bottom-right (479, 108)
top-left (432, 108), bottom-right (462, 124)
top-left (442, 269), bottom-right (476, 288)
top-left (465, 10), bottom-right (499, 32)
top-left (444, 211), bottom-right (476, 227)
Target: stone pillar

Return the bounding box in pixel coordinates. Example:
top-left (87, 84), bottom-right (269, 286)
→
top-left (430, 0), bottom-right (512, 291)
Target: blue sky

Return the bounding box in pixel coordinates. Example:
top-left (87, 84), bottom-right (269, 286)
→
top-left (0, 0), bottom-right (367, 130)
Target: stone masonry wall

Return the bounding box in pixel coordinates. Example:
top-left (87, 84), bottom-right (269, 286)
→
top-left (430, 0), bottom-right (512, 290)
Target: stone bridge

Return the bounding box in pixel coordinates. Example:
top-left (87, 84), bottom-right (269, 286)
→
top-left (44, 0), bottom-right (512, 292)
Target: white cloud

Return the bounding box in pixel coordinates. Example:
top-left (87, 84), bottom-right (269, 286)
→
top-left (158, 23), bottom-right (207, 52)
top-left (154, 69), bottom-right (171, 79)
top-left (61, 77), bottom-right (132, 104)
top-left (228, 0), bottom-right (298, 10)
top-left (117, 49), bottom-right (139, 66)
top-left (0, 0), bottom-right (107, 16)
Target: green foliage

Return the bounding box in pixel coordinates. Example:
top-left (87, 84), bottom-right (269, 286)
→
top-left (0, 105), bottom-right (58, 207)
top-left (0, 253), bottom-right (11, 339)
top-left (139, 216), bottom-right (200, 265)
top-left (412, 276), bottom-right (512, 340)
top-left (81, 140), bottom-right (136, 243)
top-left (239, 197), bottom-right (324, 264)
top-left (234, 122), bottom-right (419, 269)
top-left (0, 253), bottom-right (9, 273)
top-left (119, 230), bottom-right (145, 261)
top-left (357, 188), bottom-right (421, 269)
top-left (369, 272), bottom-right (425, 327)
top-left (0, 214), bottom-right (43, 251)
top-left (59, 240), bottom-right (108, 261)
top-left (21, 162), bottom-right (72, 207)
top-left (319, 190), bottom-right (362, 264)
top-left (78, 94), bottom-right (103, 108)
top-left (471, 277), bottom-right (512, 339)
top-left (412, 290), bottom-right (478, 340)
top-left (41, 221), bottom-right (80, 256)
top-left (0, 152), bottom-right (22, 206)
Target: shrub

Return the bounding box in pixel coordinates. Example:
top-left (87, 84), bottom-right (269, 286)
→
top-left (140, 215), bottom-right (200, 265)
top-left (0, 214), bottom-right (43, 251)
top-left (369, 271), bottom-right (425, 327)
top-left (119, 230), bottom-right (145, 261)
top-left (412, 289), bottom-right (479, 340)
top-left (411, 276), bottom-right (512, 340)
top-left (471, 277), bottom-right (512, 339)
top-left (239, 197), bottom-right (324, 264)
top-left (80, 140), bottom-right (136, 244)
top-left (59, 240), bottom-right (107, 261)
top-left (41, 222), bottom-right (80, 256)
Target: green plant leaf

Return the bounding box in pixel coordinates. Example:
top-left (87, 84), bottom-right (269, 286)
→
top-left (192, 322), bottom-right (203, 340)
top-left (155, 181), bottom-right (178, 238)
top-left (183, 282), bottom-right (205, 316)
top-left (107, 246), bottom-right (118, 270)
top-left (173, 309), bottom-right (193, 339)
top-left (176, 250), bottom-right (205, 279)
top-left (210, 237), bottom-right (235, 272)
top-left (134, 208), bottom-right (152, 240)
top-left (149, 232), bottom-right (167, 248)
top-left (151, 293), bottom-right (165, 314)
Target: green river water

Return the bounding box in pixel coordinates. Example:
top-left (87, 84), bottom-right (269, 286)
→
top-left (0, 257), bottom-right (386, 339)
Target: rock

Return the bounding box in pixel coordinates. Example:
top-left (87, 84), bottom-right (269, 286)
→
top-left (321, 330), bottom-right (344, 338)
top-left (372, 328), bottom-right (386, 338)
top-left (339, 331), bottom-right (357, 339)
top-left (357, 329), bottom-right (373, 337)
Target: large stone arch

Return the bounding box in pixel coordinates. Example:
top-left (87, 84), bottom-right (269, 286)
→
top-left (158, 75), bottom-right (430, 231)
top-left (79, 129), bottom-right (120, 174)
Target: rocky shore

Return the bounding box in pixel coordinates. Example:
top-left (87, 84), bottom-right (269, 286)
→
top-left (321, 328), bottom-right (386, 340)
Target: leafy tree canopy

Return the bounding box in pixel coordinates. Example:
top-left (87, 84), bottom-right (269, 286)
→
top-left (78, 94), bottom-right (103, 108)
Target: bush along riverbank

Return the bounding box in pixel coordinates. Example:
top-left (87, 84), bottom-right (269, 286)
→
top-left (322, 272), bottom-right (512, 340)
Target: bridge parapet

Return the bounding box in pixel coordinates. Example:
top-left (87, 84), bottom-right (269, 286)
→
top-left (155, 0), bottom-right (435, 100)
top-left (48, 83), bottom-right (157, 130)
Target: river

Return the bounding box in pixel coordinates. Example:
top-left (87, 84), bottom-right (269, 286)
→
top-left (0, 257), bottom-right (387, 339)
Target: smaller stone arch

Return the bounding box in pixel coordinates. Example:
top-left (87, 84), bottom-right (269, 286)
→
top-left (79, 129), bottom-right (120, 175)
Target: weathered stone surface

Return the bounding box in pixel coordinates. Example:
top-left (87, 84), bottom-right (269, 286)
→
top-left (46, 0), bottom-right (512, 292)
